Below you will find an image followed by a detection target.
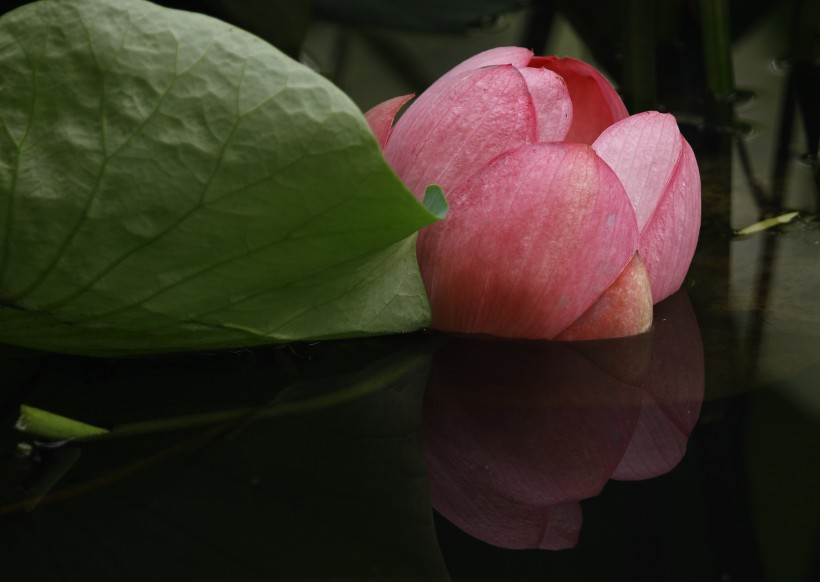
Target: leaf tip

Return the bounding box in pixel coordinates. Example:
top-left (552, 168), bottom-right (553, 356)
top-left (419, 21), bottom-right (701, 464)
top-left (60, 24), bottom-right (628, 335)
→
top-left (17, 405), bottom-right (109, 440)
top-left (423, 184), bottom-right (449, 219)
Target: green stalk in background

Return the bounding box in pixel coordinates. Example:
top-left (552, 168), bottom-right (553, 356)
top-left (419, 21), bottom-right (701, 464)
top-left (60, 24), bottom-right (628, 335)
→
top-left (699, 0), bottom-right (735, 101)
top-left (622, 0), bottom-right (658, 113)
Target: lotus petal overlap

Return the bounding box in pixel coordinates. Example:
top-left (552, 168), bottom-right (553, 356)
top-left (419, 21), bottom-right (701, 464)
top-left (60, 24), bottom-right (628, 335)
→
top-left (530, 55), bottom-right (629, 144)
top-left (383, 65), bottom-right (536, 195)
top-left (417, 143), bottom-right (644, 339)
top-left (367, 47), bottom-right (701, 340)
top-left (592, 112), bottom-right (702, 302)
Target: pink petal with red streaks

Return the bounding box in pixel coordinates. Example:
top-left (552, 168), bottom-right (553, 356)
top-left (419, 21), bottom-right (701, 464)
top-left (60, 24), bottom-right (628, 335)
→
top-left (531, 56), bottom-right (628, 144)
top-left (417, 142), bottom-right (638, 339)
top-left (385, 65), bottom-right (537, 197)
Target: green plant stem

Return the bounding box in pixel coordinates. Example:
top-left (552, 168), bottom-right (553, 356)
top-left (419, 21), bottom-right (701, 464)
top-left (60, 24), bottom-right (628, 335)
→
top-left (622, 0), bottom-right (658, 112)
top-left (17, 346), bottom-right (428, 442)
top-left (699, 0), bottom-right (735, 100)
top-left (16, 405), bottom-right (109, 440)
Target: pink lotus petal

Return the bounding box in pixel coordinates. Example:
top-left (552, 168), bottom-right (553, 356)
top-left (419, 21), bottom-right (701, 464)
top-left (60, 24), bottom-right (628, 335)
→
top-left (530, 56), bottom-right (628, 144)
top-left (443, 46), bottom-right (534, 80)
top-left (364, 94), bottom-right (414, 149)
top-left (593, 113), bottom-right (701, 302)
top-left (637, 138), bottom-right (701, 302)
top-left (612, 291), bottom-right (704, 479)
top-left (592, 111), bottom-right (683, 231)
top-left (417, 143), bottom-right (639, 339)
top-left (517, 67), bottom-right (573, 142)
top-left (556, 253), bottom-right (653, 341)
top-left (385, 65), bottom-right (537, 197)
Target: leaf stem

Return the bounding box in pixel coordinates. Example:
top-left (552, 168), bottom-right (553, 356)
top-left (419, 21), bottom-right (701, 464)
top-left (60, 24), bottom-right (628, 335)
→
top-left (17, 344), bottom-right (428, 441)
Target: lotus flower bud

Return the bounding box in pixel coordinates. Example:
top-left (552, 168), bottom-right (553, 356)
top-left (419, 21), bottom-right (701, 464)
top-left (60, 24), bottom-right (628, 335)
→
top-left (367, 47), bottom-right (701, 340)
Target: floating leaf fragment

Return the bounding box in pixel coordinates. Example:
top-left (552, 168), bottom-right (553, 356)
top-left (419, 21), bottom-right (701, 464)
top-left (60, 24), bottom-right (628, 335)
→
top-left (735, 212), bottom-right (799, 236)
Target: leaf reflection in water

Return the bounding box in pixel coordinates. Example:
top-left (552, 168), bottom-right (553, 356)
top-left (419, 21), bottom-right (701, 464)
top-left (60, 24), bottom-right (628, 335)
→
top-left (0, 336), bottom-right (449, 582)
top-left (422, 291), bottom-right (704, 550)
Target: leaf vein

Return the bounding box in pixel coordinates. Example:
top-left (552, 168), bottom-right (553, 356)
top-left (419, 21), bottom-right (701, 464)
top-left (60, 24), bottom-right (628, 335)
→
top-left (41, 53), bottom-right (251, 310)
top-left (0, 8), bottom-right (51, 287)
top-left (113, 237), bottom-right (411, 339)
top-left (9, 27), bottom-right (220, 302)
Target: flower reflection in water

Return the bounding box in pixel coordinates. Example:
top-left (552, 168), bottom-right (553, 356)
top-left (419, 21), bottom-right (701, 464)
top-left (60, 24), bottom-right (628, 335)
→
top-left (422, 291), bottom-right (704, 550)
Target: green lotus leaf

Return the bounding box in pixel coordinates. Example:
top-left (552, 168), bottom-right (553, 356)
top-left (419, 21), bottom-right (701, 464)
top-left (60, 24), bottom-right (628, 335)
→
top-left (0, 0), bottom-right (440, 356)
